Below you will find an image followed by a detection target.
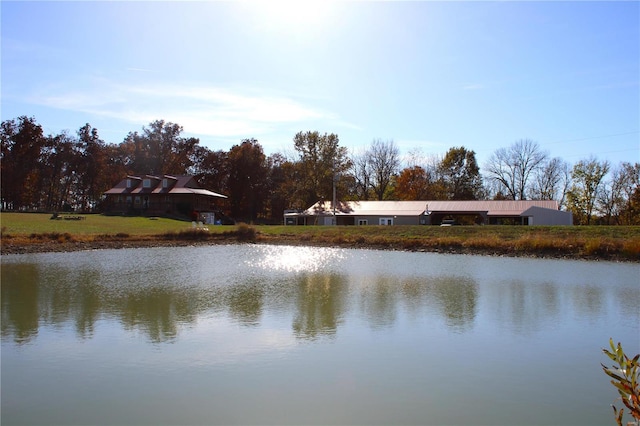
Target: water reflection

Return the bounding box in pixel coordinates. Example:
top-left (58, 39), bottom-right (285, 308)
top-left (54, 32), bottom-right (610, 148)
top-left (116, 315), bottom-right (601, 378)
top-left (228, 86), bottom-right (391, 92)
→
top-left (2, 262), bottom-right (479, 344)
top-left (1, 246), bottom-right (638, 345)
top-left (430, 276), bottom-right (477, 331)
top-left (292, 273), bottom-right (347, 339)
top-left (1, 264), bottom-right (40, 343)
top-left (3, 246), bottom-right (638, 426)
top-left (226, 282), bottom-right (264, 326)
top-left (359, 276), bottom-right (398, 329)
top-left (488, 280), bottom-right (563, 334)
top-left (358, 275), bottom-right (477, 331)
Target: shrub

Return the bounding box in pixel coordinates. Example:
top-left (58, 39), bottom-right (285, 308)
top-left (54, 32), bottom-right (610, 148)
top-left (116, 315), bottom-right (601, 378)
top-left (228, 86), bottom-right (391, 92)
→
top-left (236, 223), bottom-right (257, 242)
top-left (47, 232), bottom-right (74, 243)
top-left (622, 240), bottom-right (640, 259)
top-left (402, 238), bottom-right (423, 250)
top-left (159, 229), bottom-right (209, 241)
top-left (584, 239), bottom-right (602, 256)
top-left (602, 338), bottom-right (640, 426)
top-left (97, 233), bottom-right (131, 240)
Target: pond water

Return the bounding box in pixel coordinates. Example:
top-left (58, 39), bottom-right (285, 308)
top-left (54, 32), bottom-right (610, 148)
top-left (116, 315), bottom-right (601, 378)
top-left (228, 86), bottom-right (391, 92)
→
top-left (1, 244), bottom-right (638, 426)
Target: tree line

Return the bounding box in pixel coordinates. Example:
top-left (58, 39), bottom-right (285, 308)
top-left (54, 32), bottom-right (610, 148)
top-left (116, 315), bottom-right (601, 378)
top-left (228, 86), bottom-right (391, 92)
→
top-left (1, 116), bottom-right (638, 225)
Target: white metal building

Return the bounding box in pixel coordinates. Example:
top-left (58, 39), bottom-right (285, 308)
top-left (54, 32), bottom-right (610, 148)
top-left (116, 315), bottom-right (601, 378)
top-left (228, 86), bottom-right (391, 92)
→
top-left (284, 200), bottom-right (573, 226)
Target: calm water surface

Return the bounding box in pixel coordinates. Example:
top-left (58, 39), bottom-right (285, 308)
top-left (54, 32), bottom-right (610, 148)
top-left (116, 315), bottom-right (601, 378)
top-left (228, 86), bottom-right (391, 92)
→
top-left (2, 244), bottom-right (638, 426)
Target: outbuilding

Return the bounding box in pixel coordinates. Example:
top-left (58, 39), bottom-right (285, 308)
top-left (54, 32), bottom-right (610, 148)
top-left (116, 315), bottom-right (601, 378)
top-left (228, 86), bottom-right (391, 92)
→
top-left (284, 200), bottom-right (572, 226)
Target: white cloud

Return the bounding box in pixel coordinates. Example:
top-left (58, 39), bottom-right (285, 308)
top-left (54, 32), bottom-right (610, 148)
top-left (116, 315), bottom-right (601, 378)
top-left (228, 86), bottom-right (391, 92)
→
top-left (26, 79), bottom-right (337, 140)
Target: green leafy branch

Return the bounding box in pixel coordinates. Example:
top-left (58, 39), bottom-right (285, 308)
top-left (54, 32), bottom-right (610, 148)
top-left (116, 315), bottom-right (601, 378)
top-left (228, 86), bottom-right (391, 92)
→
top-left (602, 338), bottom-right (640, 426)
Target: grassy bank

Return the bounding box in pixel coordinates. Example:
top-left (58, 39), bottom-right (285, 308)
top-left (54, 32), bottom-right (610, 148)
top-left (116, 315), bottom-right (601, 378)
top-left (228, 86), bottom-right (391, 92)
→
top-left (257, 224), bottom-right (640, 260)
top-left (1, 212), bottom-right (639, 261)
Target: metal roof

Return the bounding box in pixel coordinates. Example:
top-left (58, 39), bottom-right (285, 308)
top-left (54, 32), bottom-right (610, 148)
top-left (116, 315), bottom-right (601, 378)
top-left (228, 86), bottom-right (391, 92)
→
top-left (288, 200), bottom-right (560, 217)
top-left (104, 175), bottom-right (227, 198)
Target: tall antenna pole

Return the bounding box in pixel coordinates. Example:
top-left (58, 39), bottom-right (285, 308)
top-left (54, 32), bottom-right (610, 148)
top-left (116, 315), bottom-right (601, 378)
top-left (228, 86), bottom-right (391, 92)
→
top-left (332, 158), bottom-right (337, 225)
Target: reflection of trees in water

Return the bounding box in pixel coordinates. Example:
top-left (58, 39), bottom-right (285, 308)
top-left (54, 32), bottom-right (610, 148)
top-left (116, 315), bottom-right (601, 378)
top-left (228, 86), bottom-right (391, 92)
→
top-left (226, 283), bottom-right (264, 326)
top-left (429, 276), bottom-right (478, 332)
top-left (489, 281), bottom-right (560, 334)
top-left (1, 262), bottom-right (480, 343)
top-left (292, 273), bottom-right (347, 340)
top-left (1, 264), bottom-right (211, 343)
top-left (119, 289), bottom-right (180, 342)
top-left (616, 286), bottom-right (640, 322)
top-left (12, 259), bottom-right (630, 343)
top-left (571, 285), bottom-right (603, 318)
top-left (1, 264), bottom-right (40, 344)
top-left (488, 280), bottom-right (618, 334)
top-left (1, 264), bottom-right (348, 343)
top-left (359, 277), bottom-right (398, 329)
top-left (356, 276), bottom-right (478, 332)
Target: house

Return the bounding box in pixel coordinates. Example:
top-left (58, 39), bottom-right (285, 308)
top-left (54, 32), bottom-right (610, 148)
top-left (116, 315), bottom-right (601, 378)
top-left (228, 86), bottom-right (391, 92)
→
top-left (103, 175), bottom-right (227, 221)
top-left (284, 200), bottom-right (572, 226)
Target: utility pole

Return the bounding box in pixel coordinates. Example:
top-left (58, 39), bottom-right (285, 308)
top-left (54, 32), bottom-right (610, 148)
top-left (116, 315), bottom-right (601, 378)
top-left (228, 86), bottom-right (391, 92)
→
top-left (332, 158), bottom-right (337, 225)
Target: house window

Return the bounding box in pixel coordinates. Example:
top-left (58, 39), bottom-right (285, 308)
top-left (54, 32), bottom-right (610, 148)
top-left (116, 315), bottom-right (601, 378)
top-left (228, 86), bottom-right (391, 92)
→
top-left (358, 219), bottom-right (368, 225)
top-left (379, 218), bottom-right (393, 226)
top-left (126, 179), bottom-right (132, 188)
top-left (143, 179), bottom-right (151, 188)
top-left (134, 196), bottom-right (141, 205)
top-left (126, 196), bottom-right (132, 204)
top-left (162, 178), bottom-right (169, 188)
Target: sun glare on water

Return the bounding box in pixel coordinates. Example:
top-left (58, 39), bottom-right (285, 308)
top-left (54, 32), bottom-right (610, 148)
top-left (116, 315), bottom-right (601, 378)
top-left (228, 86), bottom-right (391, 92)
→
top-left (248, 245), bottom-right (345, 273)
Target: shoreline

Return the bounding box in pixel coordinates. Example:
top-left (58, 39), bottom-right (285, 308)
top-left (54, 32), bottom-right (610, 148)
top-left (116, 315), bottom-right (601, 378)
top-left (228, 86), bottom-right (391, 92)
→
top-left (2, 235), bottom-right (636, 263)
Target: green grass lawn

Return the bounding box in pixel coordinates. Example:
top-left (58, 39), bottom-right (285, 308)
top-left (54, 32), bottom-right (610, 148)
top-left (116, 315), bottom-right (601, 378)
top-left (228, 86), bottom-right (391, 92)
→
top-left (2, 212), bottom-right (639, 239)
top-left (0, 212), bottom-right (228, 236)
top-left (2, 212), bottom-right (639, 260)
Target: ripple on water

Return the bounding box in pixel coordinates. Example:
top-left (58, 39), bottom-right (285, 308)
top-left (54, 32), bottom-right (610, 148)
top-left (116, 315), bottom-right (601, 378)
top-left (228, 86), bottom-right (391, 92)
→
top-left (246, 244), bottom-right (346, 273)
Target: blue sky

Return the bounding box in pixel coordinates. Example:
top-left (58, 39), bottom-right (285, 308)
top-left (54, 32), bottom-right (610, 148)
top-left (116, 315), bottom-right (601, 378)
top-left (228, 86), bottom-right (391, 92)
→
top-left (2, 1), bottom-right (638, 168)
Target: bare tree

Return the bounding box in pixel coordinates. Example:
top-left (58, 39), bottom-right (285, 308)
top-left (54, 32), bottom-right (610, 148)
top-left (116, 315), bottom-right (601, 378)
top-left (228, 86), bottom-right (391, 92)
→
top-left (530, 157), bottom-right (571, 207)
top-left (368, 139), bottom-right (400, 200)
top-left (598, 162), bottom-right (640, 224)
top-left (597, 166), bottom-right (625, 224)
top-left (349, 147), bottom-right (372, 200)
top-left (618, 162), bottom-right (640, 224)
top-left (485, 139), bottom-right (548, 200)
